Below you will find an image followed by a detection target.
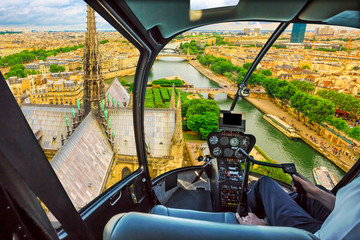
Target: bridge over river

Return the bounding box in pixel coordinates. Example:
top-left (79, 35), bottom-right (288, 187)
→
top-left (179, 86), bottom-right (237, 100)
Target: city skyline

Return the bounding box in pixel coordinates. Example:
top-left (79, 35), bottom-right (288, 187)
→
top-left (0, 0), bottom-right (358, 32)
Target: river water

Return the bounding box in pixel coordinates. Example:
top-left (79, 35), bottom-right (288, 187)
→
top-left (120, 57), bottom-right (345, 181)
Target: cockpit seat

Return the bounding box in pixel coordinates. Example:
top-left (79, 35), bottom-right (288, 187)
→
top-left (150, 205), bottom-right (238, 224)
top-left (103, 211), bottom-right (317, 240)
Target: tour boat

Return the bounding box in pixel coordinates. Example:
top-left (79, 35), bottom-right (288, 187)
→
top-left (263, 114), bottom-right (299, 140)
top-left (312, 166), bottom-right (339, 191)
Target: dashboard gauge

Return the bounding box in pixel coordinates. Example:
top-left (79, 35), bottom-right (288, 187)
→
top-left (241, 137), bottom-right (250, 148)
top-left (224, 148), bottom-right (233, 157)
top-left (235, 149), bottom-right (243, 159)
top-left (212, 147), bottom-right (222, 157)
top-left (220, 137), bottom-right (229, 146)
top-left (209, 136), bottom-right (219, 145)
top-left (230, 137), bottom-right (240, 147)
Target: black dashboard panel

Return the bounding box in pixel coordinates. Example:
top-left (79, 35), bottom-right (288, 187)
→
top-left (207, 131), bottom-right (255, 211)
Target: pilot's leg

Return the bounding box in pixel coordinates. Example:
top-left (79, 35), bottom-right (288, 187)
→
top-left (289, 185), bottom-right (332, 222)
top-left (247, 176), bottom-right (322, 233)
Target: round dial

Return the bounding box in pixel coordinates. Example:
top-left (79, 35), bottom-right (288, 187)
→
top-left (241, 137), bottom-right (250, 148)
top-left (230, 137), bottom-right (240, 147)
top-left (220, 137), bottom-right (229, 146)
top-left (235, 149), bottom-right (243, 159)
top-left (209, 136), bottom-right (218, 145)
top-left (212, 147), bottom-right (222, 157)
top-left (224, 148), bottom-right (233, 157)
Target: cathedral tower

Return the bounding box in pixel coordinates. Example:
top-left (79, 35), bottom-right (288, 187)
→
top-left (83, 5), bottom-right (105, 116)
top-left (170, 91), bottom-right (184, 167)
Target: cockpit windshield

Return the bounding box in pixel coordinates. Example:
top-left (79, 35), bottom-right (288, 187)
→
top-left (1, 1), bottom-right (359, 234)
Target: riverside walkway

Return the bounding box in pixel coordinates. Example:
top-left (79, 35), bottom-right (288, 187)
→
top-left (246, 97), bottom-right (357, 172)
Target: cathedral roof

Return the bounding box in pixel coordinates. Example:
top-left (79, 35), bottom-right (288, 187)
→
top-left (109, 108), bottom-right (175, 157)
top-left (50, 112), bottom-right (114, 210)
top-left (22, 104), bottom-right (75, 151)
top-left (106, 77), bottom-right (130, 107)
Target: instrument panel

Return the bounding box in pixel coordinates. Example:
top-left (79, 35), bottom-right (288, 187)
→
top-left (207, 131), bottom-right (256, 209)
top-left (207, 132), bottom-right (255, 160)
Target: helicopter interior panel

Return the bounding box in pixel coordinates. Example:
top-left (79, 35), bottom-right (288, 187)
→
top-left (207, 131), bottom-right (256, 211)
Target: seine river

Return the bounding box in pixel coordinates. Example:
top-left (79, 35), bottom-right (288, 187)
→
top-left (121, 57), bottom-right (345, 181)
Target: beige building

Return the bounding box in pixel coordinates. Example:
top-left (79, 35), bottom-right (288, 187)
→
top-left (29, 78), bottom-right (84, 105)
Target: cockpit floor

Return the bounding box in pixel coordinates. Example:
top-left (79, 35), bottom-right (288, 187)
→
top-left (166, 188), bottom-right (212, 212)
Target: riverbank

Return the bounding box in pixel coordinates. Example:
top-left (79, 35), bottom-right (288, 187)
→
top-left (245, 97), bottom-right (353, 172)
top-left (103, 67), bottom-right (137, 79)
top-left (189, 60), bottom-right (233, 87)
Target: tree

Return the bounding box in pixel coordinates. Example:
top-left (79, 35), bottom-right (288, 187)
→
top-left (50, 64), bottom-right (58, 73)
top-left (186, 99), bottom-right (220, 139)
top-left (302, 65), bottom-right (310, 70)
top-left (261, 69), bottom-right (272, 76)
top-left (243, 63), bottom-right (252, 70)
top-left (349, 126), bottom-right (360, 141)
top-left (129, 83), bottom-right (134, 92)
top-left (353, 66), bottom-right (359, 70)
top-left (99, 39), bottom-right (109, 44)
top-left (120, 79), bottom-right (128, 86)
top-left (333, 117), bottom-right (350, 133)
top-left (306, 97), bottom-right (335, 131)
top-left (58, 66), bottom-right (65, 72)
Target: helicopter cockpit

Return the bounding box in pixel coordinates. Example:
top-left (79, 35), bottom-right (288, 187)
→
top-left (1, 0), bottom-right (359, 240)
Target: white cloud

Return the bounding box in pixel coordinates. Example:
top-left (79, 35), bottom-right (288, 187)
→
top-left (0, 0), bottom-right (114, 31)
top-left (0, 1), bottom-right (356, 32)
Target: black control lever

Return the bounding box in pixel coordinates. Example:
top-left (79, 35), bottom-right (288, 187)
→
top-left (235, 148), bottom-right (307, 216)
top-left (282, 164), bottom-right (306, 195)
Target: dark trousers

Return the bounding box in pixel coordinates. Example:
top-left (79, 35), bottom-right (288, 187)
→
top-left (247, 176), bottom-right (332, 233)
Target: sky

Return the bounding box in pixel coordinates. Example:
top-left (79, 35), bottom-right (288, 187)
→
top-left (0, 0), bottom-right (357, 32)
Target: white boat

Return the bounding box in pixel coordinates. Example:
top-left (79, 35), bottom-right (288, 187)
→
top-left (312, 167), bottom-right (339, 190)
top-left (263, 114), bottom-right (299, 140)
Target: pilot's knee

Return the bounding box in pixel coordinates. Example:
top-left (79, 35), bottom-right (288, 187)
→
top-left (258, 176), bottom-right (276, 187)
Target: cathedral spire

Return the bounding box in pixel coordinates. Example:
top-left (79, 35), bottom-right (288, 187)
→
top-left (83, 5), bottom-right (105, 117)
top-left (170, 90), bottom-right (184, 165)
top-left (172, 90), bottom-right (183, 145)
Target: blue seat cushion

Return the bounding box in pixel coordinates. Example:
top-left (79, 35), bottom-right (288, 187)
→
top-left (103, 212), bottom-right (317, 240)
top-left (150, 205), bottom-right (238, 224)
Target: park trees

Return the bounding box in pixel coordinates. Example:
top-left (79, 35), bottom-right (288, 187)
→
top-left (180, 40), bottom-right (204, 55)
top-left (316, 89), bottom-right (360, 118)
top-left (291, 79), bottom-right (315, 94)
top-left (243, 63), bottom-right (252, 70)
top-left (306, 97), bottom-right (335, 132)
top-left (5, 64), bottom-right (26, 79)
top-left (120, 79), bottom-right (128, 86)
top-left (186, 99), bottom-right (220, 140)
top-left (50, 64), bottom-right (65, 73)
top-left (349, 126), bottom-right (360, 141)
top-left (290, 91), bottom-right (311, 123)
top-left (260, 69), bottom-right (272, 77)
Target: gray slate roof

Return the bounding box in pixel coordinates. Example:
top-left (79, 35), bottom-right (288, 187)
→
top-left (51, 112), bottom-right (114, 210)
top-left (109, 108), bottom-right (175, 157)
top-left (22, 104), bottom-right (74, 150)
top-left (106, 77), bottom-right (130, 107)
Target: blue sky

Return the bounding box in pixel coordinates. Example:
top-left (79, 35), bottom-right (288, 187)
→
top-left (0, 0), bottom-right (356, 32)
